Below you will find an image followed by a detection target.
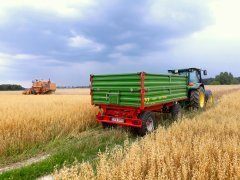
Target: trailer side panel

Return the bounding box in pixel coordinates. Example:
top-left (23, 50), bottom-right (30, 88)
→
top-left (144, 73), bottom-right (188, 106)
top-left (91, 73), bottom-right (141, 107)
top-left (91, 72), bottom-right (188, 108)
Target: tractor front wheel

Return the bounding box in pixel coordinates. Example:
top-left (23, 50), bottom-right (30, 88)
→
top-left (205, 90), bottom-right (213, 107)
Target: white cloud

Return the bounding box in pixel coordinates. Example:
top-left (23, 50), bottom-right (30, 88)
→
top-left (0, 52), bottom-right (62, 66)
top-left (0, 0), bottom-right (96, 23)
top-left (144, 0), bottom-right (211, 30)
top-left (68, 35), bottom-right (105, 52)
top-left (15, 54), bottom-right (43, 60)
top-left (0, 52), bottom-right (13, 66)
top-left (115, 43), bottom-right (137, 52)
top-left (117, 31), bottom-right (134, 40)
top-left (192, 0), bottom-right (240, 40)
top-left (42, 30), bottom-right (52, 35)
top-left (0, 51), bottom-right (74, 86)
top-left (167, 0), bottom-right (240, 62)
top-left (108, 52), bottom-right (125, 59)
top-left (0, 53), bottom-right (15, 77)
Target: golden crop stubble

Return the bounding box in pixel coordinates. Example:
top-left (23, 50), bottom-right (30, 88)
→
top-left (55, 89), bottom-right (240, 180)
top-left (206, 85), bottom-right (240, 100)
top-left (0, 95), bottom-right (97, 156)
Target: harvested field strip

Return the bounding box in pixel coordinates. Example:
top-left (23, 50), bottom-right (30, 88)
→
top-left (0, 128), bottom-right (130, 180)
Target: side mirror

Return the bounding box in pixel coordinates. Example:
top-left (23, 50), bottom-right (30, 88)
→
top-left (203, 70), bottom-right (207, 76)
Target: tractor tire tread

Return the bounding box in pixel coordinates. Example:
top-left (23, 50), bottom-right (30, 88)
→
top-left (190, 87), bottom-right (205, 109)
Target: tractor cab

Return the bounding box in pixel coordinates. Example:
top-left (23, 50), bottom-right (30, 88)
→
top-left (168, 68), bottom-right (212, 109)
top-left (168, 68), bottom-right (207, 88)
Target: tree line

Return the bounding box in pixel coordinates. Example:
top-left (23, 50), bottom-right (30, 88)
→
top-left (0, 84), bottom-right (24, 91)
top-left (205, 72), bottom-right (240, 85)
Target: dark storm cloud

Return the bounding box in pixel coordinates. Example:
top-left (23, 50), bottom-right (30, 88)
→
top-left (78, 0), bottom-right (211, 53)
top-left (0, 0), bottom-right (214, 85)
top-left (0, 0), bottom-right (211, 61)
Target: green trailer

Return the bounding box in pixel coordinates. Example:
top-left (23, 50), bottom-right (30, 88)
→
top-left (90, 68), bottom-right (213, 135)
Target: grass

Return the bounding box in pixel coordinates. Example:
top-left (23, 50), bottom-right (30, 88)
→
top-left (0, 127), bottom-right (133, 179)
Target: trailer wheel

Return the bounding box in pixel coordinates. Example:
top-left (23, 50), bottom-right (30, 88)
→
top-left (137, 111), bottom-right (156, 136)
top-left (190, 87), bottom-right (205, 110)
top-left (171, 104), bottom-right (182, 121)
top-left (205, 90), bottom-right (213, 107)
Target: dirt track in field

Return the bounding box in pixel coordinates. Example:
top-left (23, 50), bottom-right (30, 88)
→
top-left (0, 154), bottom-right (50, 174)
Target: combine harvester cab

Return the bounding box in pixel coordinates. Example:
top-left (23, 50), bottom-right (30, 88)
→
top-left (23, 79), bottom-right (56, 95)
top-left (90, 68), bottom-right (213, 136)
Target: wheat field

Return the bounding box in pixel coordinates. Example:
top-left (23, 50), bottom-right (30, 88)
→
top-left (206, 85), bottom-right (240, 99)
top-left (0, 86), bottom-right (239, 167)
top-left (54, 88), bottom-right (240, 179)
top-left (0, 94), bottom-right (97, 156)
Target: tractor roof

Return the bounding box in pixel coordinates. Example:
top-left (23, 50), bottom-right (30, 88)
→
top-left (168, 68), bottom-right (201, 74)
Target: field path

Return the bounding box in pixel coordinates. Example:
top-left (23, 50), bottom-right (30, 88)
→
top-left (37, 175), bottom-right (54, 180)
top-left (0, 154), bottom-right (50, 174)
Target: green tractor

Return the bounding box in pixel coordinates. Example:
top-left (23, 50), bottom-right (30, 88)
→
top-left (168, 68), bottom-right (213, 109)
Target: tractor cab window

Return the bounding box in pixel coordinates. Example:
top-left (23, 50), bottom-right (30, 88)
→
top-left (179, 72), bottom-right (188, 76)
top-left (189, 71), bottom-right (200, 83)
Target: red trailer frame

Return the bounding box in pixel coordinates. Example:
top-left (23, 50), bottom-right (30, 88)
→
top-left (90, 72), bottom-right (188, 128)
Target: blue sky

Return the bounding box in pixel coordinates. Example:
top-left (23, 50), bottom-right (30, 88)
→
top-left (0, 0), bottom-right (240, 87)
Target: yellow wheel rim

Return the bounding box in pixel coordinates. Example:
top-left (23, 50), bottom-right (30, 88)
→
top-left (208, 95), bottom-right (213, 106)
top-left (199, 91), bottom-right (205, 108)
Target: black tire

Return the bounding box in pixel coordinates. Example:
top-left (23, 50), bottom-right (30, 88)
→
top-left (205, 90), bottom-right (213, 106)
top-left (136, 111), bottom-right (156, 136)
top-left (102, 122), bottom-right (115, 129)
top-left (31, 90), bottom-right (36, 95)
top-left (190, 87), bottom-right (205, 110)
top-left (171, 104), bottom-right (182, 121)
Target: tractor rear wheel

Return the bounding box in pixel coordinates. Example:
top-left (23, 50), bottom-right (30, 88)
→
top-left (190, 87), bottom-right (205, 110)
top-left (137, 111), bottom-right (156, 136)
top-left (171, 103), bottom-right (182, 121)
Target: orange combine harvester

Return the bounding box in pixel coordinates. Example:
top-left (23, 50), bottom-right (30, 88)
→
top-left (23, 79), bottom-right (56, 95)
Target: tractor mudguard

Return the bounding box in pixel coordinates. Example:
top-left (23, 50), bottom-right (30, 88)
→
top-left (188, 83), bottom-right (205, 90)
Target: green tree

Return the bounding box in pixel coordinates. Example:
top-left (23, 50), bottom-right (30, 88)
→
top-left (210, 81), bottom-right (221, 85)
top-left (0, 84), bottom-right (24, 91)
top-left (215, 72), bottom-right (235, 85)
top-left (232, 78), bottom-right (239, 84)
